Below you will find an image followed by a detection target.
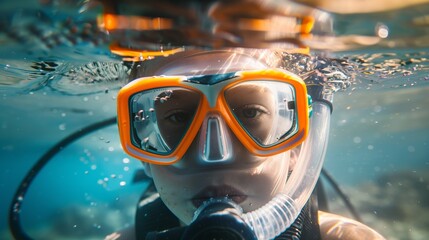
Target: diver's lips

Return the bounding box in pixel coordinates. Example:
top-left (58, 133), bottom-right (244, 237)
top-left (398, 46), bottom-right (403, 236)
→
top-left (191, 185), bottom-right (247, 208)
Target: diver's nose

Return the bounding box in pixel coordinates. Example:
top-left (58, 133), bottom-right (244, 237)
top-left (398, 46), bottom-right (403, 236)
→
top-left (198, 114), bottom-right (233, 164)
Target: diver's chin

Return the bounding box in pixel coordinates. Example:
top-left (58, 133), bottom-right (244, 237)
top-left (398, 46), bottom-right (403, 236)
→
top-left (191, 185), bottom-right (248, 208)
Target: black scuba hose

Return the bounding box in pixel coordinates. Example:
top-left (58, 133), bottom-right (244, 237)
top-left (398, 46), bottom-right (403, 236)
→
top-left (8, 117), bottom-right (117, 240)
top-left (321, 168), bottom-right (362, 222)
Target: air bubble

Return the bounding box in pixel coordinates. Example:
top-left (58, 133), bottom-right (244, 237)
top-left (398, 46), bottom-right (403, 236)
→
top-left (136, 110), bottom-right (145, 121)
top-left (375, 23), bottom-right (389, 38)
top-left (59, 123), bottom-right (66, 131)
top-left (353, 136), bottom-right (362, 144)
top-left (160, 97), bottom-right (168, 103)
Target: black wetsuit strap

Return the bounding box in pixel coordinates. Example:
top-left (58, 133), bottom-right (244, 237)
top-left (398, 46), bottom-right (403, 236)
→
top-left (301, 193), bottom-right (322, 240)
top-left (135, 194), bottom-right (181, 240)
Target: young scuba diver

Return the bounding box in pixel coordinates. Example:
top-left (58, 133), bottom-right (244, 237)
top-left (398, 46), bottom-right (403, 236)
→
top-left (91, 0), bottom-right (388, 239)
top-left (108, 49), bottom-right (386, 240)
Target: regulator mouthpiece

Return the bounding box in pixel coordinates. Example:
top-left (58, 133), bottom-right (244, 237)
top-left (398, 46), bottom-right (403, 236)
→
top-left (183, 198), bottom-right (257, 240)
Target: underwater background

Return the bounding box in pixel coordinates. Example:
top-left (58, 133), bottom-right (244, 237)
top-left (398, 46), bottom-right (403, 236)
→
top-left (1, 1), bottom-right (429, 239)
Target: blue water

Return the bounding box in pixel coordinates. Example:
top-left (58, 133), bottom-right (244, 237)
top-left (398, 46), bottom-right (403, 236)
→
top-left (0, 90), bottom-right (148, 238)
top-left (326, 85), bottom-right (429, 180)
top-left (1, 1), bottom-right (429, 239)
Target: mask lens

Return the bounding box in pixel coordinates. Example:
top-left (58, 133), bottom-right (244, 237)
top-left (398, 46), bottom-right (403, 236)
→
top-left (224, 81), bottom-right (298, 147)
top-left (129, 87), bottom-right (201, 155)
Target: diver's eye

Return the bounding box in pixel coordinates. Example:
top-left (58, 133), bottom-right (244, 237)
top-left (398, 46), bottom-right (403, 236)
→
top-left (165, 110), bottom-right (192, 124)
top-left (240, 105), bottom-right (269, 119)
top-left (242, 108), bottom-right (260, 118)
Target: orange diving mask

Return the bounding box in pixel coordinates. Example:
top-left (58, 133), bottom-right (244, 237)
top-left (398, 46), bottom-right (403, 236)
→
top-left (117, 69), bottom-right (312, 165)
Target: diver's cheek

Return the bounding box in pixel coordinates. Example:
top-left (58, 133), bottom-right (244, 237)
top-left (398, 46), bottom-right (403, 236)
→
top-left (150, 165), bottom-right (199, 224)
top-left (237, 155), bottom-right (290, 212)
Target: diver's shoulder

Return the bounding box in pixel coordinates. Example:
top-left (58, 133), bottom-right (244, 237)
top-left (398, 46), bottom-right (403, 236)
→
top-left (318, 211), bottom-right (386, 240)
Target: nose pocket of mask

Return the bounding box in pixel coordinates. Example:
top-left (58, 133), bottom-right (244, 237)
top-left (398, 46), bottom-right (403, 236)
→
top-left (199, 115), bottom-right (232, 163)
top-left (206, 117), bottom-right (225, 160)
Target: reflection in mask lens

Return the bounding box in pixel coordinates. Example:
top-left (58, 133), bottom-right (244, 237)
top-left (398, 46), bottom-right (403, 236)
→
top-left (130, 87), bottom-right (201, 155)
top-left (224, 81), bottom-right (297, 147)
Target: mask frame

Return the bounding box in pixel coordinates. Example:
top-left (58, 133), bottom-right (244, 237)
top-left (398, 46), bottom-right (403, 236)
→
top-left (117, 69), bottom-right (311, 164)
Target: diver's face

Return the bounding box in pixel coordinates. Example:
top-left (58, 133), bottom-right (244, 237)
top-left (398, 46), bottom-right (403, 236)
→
top-left (148, 142), bottom-right (290, 225)
top-left (146, 83), bottom-right (291, 224)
